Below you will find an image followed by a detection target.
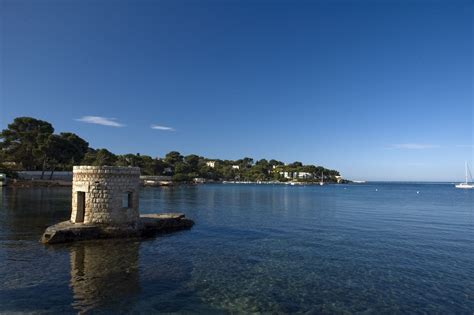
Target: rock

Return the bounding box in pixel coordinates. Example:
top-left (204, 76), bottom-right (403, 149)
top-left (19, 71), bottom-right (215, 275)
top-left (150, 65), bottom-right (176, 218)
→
top-left (41, 213), bottom-right (194, 244)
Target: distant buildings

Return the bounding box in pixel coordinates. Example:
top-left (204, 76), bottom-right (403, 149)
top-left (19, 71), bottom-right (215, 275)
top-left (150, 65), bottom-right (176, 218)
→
top-left (279, 171), bottom-right (316, 180)
top-left (206, 161), bottom-right (216, 168)
top-left (297, 172), bottom-right (313, 179)
top-left (232, 165), bottom-right (240, 170)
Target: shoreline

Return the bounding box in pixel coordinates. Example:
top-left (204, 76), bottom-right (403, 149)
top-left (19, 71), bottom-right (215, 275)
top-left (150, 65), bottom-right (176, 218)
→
top-left (5, 178), bottom-right (345, 188)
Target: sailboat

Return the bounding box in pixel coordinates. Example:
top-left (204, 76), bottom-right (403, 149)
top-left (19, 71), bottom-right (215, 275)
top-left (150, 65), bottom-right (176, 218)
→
top-left (455, 161), bottom-right (474, 189)
top-left (319, 171), bottom-right (324, 186)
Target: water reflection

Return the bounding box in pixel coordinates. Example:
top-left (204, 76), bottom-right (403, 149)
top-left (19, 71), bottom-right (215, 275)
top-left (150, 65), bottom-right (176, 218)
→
top-left (0, 187), bottom-right (70, 240)
top-left (69, 240), bottom-right (140, 313)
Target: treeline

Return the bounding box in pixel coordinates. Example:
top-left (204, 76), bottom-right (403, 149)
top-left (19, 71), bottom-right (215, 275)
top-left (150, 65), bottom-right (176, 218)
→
top-left (0, 117), bottom-right (340, 182)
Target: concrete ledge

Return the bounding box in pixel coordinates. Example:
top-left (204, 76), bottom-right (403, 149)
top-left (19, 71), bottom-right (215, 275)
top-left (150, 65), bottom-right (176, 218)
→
top-left (41, 213), bottom-right (194, 244)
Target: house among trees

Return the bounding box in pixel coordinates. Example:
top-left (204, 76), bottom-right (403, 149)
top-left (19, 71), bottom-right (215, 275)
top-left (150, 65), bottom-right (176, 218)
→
top-left (206, 161), bottom-right (216, 168)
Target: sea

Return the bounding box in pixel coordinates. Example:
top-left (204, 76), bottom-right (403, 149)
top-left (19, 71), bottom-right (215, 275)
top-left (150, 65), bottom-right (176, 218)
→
top-left (0, 183), bottom-right (472, 314)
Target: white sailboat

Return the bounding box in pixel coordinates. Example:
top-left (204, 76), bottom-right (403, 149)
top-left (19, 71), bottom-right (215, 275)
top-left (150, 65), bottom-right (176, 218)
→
top-left (455, 161), bottom-right (474, 189)
top-left (319, 171), bottom-right (324, 186)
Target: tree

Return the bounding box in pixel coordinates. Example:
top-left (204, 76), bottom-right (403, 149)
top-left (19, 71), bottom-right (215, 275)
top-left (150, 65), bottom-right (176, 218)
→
top-left (164, 151), bottom-right (183, 166)
top-left (0, 117), bottom-right (54, 170)
top-left (221, 166), bottom-right (237, 180)
top-left (42, 134), bottom-right (71, 179)
top-left (94, 149), bottom-right (117, 166)
top-left (57, 132), bottom-right (89, 167)
top-left (256, 159), bottom-right (269, 167)
top-left (174, 161), bottom-right (191, 175)
top-left (289, 161), bottom-right (303, 168)
top-left (82, 149), bottom-right (117, 166)
top-left (269, 159), bottom-right (284, 166)
top-left (116, 154), bottom-right (141, 167)
top-left (136, 155), bottom-right (155, 175)
top-left (184, 154), bottom-right (200, 172)
top-left (152, 159), bottom-right (166, 175)
top-left (236, 157), bottom-right (254, 169)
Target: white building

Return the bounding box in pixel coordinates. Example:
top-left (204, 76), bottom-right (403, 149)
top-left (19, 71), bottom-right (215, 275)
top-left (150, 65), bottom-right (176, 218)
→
top-left (279, 171), bottom-right (314, 180)
top-left (232, 165), bottom-right (240, 170)
top-left (206, 161), bottom-right (216, 168)
top-left (297, 172), bottom-right (313, 179)
top-left (279, 171), bottom-right (293, 179)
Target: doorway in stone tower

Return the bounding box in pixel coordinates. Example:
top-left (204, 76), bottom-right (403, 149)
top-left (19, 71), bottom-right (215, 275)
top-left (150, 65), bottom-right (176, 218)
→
top-left (76, 191), bottom-right (86, 223)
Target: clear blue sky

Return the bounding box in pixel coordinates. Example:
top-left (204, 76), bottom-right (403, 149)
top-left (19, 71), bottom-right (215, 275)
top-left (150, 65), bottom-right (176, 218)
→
top-left (1, 0), bottom-right (472, 181)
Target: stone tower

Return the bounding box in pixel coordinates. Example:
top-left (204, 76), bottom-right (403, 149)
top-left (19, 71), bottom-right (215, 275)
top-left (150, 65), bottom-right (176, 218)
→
top-left (70, 166), bottom-right (141, 225)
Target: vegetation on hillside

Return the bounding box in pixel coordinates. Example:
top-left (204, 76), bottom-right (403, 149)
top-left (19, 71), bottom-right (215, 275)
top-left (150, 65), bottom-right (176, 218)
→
top-left (0, 117), bottom-right (341, 182)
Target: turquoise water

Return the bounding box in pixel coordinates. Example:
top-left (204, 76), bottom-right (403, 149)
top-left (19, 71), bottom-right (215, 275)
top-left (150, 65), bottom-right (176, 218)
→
top-left (0, 183), bottom-right (472, 313)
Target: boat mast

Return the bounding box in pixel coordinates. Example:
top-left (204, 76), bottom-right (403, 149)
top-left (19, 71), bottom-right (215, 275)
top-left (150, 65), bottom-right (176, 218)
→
top-left (465, 161), bottom-right (468, 184)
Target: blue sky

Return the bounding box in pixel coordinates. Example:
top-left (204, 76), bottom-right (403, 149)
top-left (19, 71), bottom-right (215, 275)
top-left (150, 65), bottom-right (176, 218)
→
top-left (1, 0), bottom-right (472, 181)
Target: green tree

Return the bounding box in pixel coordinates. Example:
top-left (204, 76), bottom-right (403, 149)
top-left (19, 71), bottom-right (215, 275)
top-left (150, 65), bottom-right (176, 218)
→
top-left (269, 159), bottom-right (284, 166)
top-left (152, 159), bottom-right (166, 175)
top-left (41, 134), bottom-right (71, 179)
top-left (57, 132), bottom-right (89, 167)
top-left (164, 151), bottom-right (183, 166)
top-left (94, 149), bottom-right (117, 166)
top-left (184, 154), bottom-right (200, 172)
top-left (236, 157), bottom-right (253, 169)
top-left (174, 161), bottom-right (191, 175)
top-left (0, 117), bottom-right (54, 170)
top-left (289, 161), bottom-right (303, 168)
top-left (82, 149), bottom-right (117, 166)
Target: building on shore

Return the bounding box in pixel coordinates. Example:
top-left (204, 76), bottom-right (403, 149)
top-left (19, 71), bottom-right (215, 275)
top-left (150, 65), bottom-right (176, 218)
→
top-left (279, 171), bottom-right (315, 180)
top-left (206, 161), bottom-right (216, 168)
top-left (297, 172), bottom-right (313, 179)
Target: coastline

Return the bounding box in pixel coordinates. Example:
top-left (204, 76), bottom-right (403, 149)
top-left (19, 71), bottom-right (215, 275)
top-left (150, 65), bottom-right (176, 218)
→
top-left (5, 178), bottom-right (348, 188)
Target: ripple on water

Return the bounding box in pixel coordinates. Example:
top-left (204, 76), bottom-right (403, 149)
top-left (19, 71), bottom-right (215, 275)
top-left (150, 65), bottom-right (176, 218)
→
top-left (0, 184), bottom-right (472, 313)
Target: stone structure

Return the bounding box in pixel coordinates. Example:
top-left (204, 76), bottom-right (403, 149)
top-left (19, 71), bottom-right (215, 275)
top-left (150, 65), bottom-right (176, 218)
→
top-left (71, 166), bottom-right (140, 225)
top-left (41, 165), bottom-right (194, 244)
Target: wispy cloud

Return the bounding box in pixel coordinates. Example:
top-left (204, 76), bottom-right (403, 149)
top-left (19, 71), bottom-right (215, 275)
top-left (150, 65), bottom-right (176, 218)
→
top-left (76, 116), bottom-right (125, 127)
top-left (390, 143), bottom-right (440, 150)
top-left (151, 124), bottom-right (175, 131)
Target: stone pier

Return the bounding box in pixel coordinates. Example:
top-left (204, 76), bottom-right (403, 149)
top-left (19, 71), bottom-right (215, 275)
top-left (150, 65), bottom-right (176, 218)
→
top-left (41, 166), bottom-right (194, 244)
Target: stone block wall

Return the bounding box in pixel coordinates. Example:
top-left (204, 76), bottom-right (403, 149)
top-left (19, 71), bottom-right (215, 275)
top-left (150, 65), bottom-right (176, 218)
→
top-left (70, 166), bottom-right (141, 225)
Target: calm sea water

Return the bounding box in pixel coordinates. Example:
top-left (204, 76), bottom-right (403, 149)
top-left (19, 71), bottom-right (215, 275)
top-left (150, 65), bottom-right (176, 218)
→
top-left (0, 183), bottom-right (472, 314)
